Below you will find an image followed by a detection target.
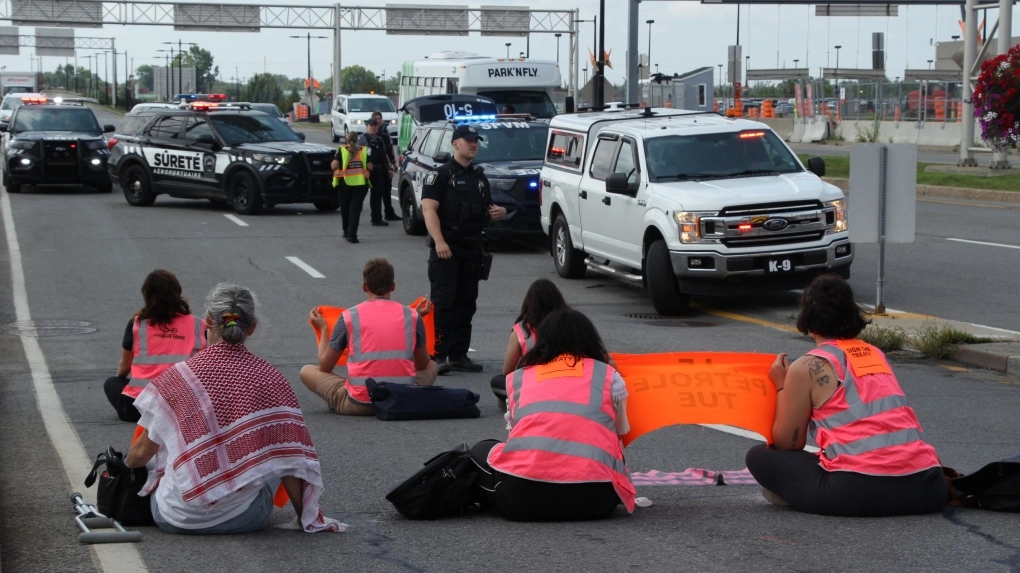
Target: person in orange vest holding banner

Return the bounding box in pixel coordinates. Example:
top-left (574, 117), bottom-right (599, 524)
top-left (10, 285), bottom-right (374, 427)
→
top-left (471, 309), bottom-right (636, 521)
top-left (332, 131), bottom-right (373, 243)
top-left (299, 258), bottom-right (439, 416)
top-left (746, 274), bottom-right (947, 516)
top-left (489, 279), bottom-right (571, 412)
top-left (103, 269), bottom-right (206, 423)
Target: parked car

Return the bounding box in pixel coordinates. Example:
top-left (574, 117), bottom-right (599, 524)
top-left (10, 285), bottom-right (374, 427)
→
top-left (249, 103), bottom-right (289, 126)
top-left (395, 94), bottom-right (545, 237)
top-left (0, 92), bottom-right (46, 123)
top-left (330, 93), bottom-right (398, 142)
top-left (1, 97), bottom-right (115, 194)
top-left (107, 102), bottom-right (338, 215)
top-left (539, 108), bottom-right (851, 315)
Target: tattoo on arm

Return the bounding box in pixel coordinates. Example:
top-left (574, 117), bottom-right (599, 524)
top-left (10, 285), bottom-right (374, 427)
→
top-left (807, 357), bottom-right (832, 387)
top-left (791, 428), bottom-right (800, 448)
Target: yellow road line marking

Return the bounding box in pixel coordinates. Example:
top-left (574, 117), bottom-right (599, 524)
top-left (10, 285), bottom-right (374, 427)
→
top-left (919, 198), bottom-right (1017, 210)
top-left (941, 365), bottom-right (971, 372)
top-left (692, 302), bottom-right (800, 333)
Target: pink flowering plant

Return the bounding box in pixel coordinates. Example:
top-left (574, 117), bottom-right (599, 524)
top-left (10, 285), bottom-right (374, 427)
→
top-left (972, 44), bottom-right (1020, 151)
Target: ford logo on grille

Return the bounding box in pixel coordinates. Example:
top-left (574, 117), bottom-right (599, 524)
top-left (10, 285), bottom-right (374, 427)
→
top-left (313, 160), bottom-right (322, 166)
top-left (763, 218), bottom-right (789, 231)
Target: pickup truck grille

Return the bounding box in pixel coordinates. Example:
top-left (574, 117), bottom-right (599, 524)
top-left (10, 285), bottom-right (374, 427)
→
top-left (702, 200), bottom-right (836, 248)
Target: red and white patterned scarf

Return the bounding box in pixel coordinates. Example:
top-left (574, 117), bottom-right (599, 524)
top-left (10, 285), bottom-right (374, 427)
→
top-left (134, 342), bottom-right (343, 533)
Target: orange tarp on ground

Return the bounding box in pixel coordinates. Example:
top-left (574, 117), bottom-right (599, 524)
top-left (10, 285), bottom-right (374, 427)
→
top-left (612, 352), bottom-right (778, 446)
top-left (310, 299), bottom-right (436, 366)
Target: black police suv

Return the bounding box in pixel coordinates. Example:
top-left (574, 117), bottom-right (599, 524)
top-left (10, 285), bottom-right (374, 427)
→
top-left (108, 102), bottom-right (338, 215)
top-left (1, 97), bottom-right (115, 194)
top-left (396, 95), bottom-right (548, 237)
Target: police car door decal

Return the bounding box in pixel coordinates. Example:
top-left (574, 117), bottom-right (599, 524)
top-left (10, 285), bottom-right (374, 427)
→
top-left (142, 148), bottom-right (217, 180)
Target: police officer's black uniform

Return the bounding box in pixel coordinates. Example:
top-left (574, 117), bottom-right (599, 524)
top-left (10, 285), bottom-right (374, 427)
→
top-left (422, 124), bottom-right (493, 372)
top-left (364, 121), bottom-right (398, 225)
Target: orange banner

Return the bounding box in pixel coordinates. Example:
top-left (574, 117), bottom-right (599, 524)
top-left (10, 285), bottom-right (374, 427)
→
top-left (613, 352), bottom-right (778, 446)
top-left (310, 299), bottom-right (435, 366)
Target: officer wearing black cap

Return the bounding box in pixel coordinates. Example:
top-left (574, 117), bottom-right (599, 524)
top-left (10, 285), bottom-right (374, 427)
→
top-left (421, 124), bottom-right (507, 374)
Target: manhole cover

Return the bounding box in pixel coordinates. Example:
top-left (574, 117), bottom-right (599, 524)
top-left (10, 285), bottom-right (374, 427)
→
top-left (3, 320), bottom-right (97, 337)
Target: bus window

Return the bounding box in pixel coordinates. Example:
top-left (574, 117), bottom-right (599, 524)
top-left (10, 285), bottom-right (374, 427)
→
top-left (447, 79), bottom-right (458, 94)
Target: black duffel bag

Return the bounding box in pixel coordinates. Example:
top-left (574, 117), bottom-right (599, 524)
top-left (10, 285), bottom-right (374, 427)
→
top-left (84, 446), bottom-right (154, 526)
top-left (385, 443), bottom-right (481, 519)
top-left (952, 452), bottom-right (1020, 512)
top-left (366, 379), bottom-right (481, 421)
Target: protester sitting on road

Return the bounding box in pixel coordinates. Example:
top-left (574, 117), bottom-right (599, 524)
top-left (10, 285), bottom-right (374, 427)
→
top-left (125, 283), bottom-right (343, 534)
top-left (103, 269), bottom-right (206, 423)
top-left (300, 258), bottom-right (438, 416)
top-left (489, 279), bottom-right (570, 412)
top-left (745, 274), bottom-right (947, 516)
top-left (471, 309), bottom-right (636, 521)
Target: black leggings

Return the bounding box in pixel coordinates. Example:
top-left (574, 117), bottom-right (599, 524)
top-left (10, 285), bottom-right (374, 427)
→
top-left (103, 376), bottom-right (141, 423)
top-left (339, 183), bottom-right (369, 239)
top-left (470, 440), bottom-right (621, 521)
top-left (745, 444), bottom-right (947, 517)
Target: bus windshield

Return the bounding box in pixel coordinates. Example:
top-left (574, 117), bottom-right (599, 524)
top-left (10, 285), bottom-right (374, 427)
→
top-left (644, 130), bottom-right (803, 182)
top-left (476, 90), bottom-right (557, 118)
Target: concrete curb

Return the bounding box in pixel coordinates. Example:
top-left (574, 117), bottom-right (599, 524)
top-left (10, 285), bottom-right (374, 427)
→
top-left (823, 176), bottom-right (1020, 203)
top-left (950, 343), bottom-right (1020, 377)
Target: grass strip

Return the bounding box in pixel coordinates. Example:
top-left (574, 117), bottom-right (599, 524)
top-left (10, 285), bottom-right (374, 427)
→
top-left (797, 154), bottom-right (1020, 193)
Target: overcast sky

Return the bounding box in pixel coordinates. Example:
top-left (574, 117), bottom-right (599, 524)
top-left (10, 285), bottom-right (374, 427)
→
top-left (3, 0), bottom-right (1014, 86)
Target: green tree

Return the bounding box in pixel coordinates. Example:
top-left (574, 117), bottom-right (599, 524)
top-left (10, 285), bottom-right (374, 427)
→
top-left (384, 74), bottom-right (400, 95)
top-left (245, 73), bottom-right (283, 104)
top-left (339, 65), bottom-right (384, 94)
top-left (135, 64), bottom-right (154, 92)
top-left (174, 46), bottom-right (218, 92)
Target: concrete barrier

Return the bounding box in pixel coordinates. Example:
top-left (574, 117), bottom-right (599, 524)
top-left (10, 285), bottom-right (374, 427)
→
top-left (802, 118), bottom-right (829, 142)
top-left (789, 118), bottom-right (806, 143)
top-left (825, 120), bottom-right (976, 148)
top-left (759, 118), bottom-right (794, 140)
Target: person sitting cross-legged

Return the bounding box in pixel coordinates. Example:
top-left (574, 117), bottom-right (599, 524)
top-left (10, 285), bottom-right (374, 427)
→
top-left (300, 258), bottom-right (439, 416)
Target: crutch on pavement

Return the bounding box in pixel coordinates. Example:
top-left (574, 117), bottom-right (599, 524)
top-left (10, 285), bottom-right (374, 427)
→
top-left (71, 492), bottom-right (142, 544)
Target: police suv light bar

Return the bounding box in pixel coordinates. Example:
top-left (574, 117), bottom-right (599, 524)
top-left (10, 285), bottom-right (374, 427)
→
top-left (174, 93), bottom-right (228, 103)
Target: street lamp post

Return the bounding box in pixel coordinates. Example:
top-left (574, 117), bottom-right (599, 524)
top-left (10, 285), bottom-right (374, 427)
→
top-left (646, 19), bottom-right (654, 79)
top-left (156, 50), bottom-right (173, 100)
top-left (289, 33), bottom-right (329, 96)
top-left (574, 16), bottom-right (597, 92)
top-left (505, 43), bottom-right (511, 58)
top-left (555, 33), bottom-right (561, 64)
top-left (928, 59), bottom-right (934, 70)
top-left (163, 41), bottom-right (196, 97)
top-left (834, 44), bottom-right (842, 101)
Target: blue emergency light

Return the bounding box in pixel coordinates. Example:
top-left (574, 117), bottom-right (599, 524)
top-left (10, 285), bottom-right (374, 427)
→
top-left (528, 180), bottom-right (539, 189)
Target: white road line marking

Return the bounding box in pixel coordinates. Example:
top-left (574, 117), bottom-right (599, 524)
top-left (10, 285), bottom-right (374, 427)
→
top-left (947, 237), bottom-right (1020, 250)
top-left (224, 214), bottom-right (248, 227)
top-left (700, 424), bottom-right (821, 453)
top-left (286, 256), bottom-right (325, 278)
top-left (1, 191), bottom-right (148, 573)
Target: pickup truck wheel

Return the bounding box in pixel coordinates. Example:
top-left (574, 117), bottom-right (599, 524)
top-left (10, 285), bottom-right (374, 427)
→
top-left (121, 165), bottom-right (155, 206)
top-left (401, 186), bottom-right (425, 235)
top-left (230, 171), bottom-right (263, 215)
top-left (646, 240), bottom-right (691, 316)
top-left (552, 215), bottom-right (586, 278)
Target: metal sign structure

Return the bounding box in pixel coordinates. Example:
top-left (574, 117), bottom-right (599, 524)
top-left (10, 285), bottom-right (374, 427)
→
top-left (0, 2), bottom-right (579, 101)
top-left (0, 27), bottom-right (114, 56)
top-left (34, 26), bottom-right (73, 56)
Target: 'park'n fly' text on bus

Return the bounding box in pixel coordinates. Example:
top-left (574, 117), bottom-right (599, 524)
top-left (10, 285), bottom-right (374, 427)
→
top-left (397, 51), bottom-right (561, 150)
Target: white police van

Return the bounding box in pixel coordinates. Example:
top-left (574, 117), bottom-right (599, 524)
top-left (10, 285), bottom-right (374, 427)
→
top-left (540, 107), bottom-right (852, 315)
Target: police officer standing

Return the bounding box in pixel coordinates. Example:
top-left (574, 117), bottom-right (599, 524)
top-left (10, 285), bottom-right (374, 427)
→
top-left (421, 125), bottom-right (506, 374)
top-left (364, 118), bottom-right (399, 226)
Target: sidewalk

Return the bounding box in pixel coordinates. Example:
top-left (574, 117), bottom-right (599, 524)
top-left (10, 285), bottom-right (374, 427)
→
top-left (869, 309), bottom-right (1020, 377)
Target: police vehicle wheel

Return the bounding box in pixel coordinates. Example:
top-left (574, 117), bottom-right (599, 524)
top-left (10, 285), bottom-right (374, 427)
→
top-left (552, 215), bottom-right (586, 278)
top-left (646, 239), bottom-right (691, 316)
top-left (330, 125), bottom-right (340, 144)
top-left (229, 171), bottom-right (263, 215)
top-left (313, 198), bottom-right (340, 212)
top-left (401, 187), bottom-right (425, 235)
top-left (121, 165), bottom-right (155, 206)
top-left (97, 181), bottom-right (113, 194)
top-left (4, 172), bottom-right (20, 194)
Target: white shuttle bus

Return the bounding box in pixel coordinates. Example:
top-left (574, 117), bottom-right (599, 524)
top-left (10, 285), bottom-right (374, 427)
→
top-left (397, 51), bottom-right (561, 149)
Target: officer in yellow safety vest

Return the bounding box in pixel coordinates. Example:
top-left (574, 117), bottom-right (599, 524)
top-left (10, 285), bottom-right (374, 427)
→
top-left (332, 131), bottom-right (373, 243)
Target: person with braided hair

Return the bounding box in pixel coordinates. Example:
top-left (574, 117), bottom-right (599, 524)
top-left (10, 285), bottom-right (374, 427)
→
top-left (104, 269), bottom-right (206, 423)
top-left (126, 284), bottom-right (344, 534)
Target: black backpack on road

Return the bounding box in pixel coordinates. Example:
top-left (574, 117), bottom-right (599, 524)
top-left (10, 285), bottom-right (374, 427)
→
top-left (386, 443), bottom-right (481, 520)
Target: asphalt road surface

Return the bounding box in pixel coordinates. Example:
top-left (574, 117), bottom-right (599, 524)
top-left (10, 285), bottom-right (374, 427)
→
top-left (1, 106), bottom-right (1019, 573)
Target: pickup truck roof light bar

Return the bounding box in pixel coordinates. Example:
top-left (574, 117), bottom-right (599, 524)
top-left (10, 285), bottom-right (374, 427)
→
top-left (581, 109), bottom-right (726, 136)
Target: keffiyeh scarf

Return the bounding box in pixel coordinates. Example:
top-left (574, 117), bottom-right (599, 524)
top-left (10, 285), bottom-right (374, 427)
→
top-left (135, 342), bottom-right (342, 532)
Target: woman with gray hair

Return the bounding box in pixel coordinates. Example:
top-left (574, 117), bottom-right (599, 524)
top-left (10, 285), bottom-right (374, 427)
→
top-left (126, 284), bottom-right (344, 534)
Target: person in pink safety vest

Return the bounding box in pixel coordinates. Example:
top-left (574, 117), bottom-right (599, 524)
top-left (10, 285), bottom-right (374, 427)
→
top-left (471, 309), bottom-right (636, 521)
top-left (489, 279), bottom-right (571, 412)
top-left (746, 274), bottom-right (947, 516)
top-left (104, 269), bottom-right (206, 423)
top-left (300, 258), bottom-right (438, 416)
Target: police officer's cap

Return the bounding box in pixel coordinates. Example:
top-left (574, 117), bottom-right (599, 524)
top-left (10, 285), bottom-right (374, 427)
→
top-left (451, 125), bottom-right (484, 142)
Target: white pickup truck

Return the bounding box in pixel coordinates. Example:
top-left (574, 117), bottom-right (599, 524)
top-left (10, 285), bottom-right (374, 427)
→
top-left (539, 108), bottom-right (852, 315)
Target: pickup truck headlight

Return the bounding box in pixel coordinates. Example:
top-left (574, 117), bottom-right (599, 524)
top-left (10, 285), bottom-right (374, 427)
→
top-left (489, 178), bottom-right (515, 191)
top-left (825, 198), bottom-right (848, 233)
top-left (9, 140), bottom-right (34, 150)
top-left (672, 211), bottom-right (718, 244)
top-left (252, 153), bottom-right (290, 165)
